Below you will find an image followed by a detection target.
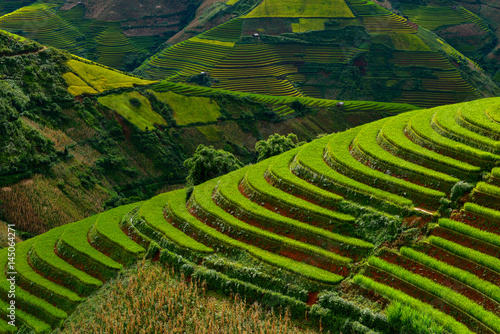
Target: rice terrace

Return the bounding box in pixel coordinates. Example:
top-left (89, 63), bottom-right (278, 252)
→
top-left (0, 0), bottom-right (499, 333)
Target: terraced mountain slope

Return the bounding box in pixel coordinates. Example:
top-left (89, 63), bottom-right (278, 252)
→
top-left (5, 97), bottom-right (499, 333)
top-left (1, 29), bottom-right (417, 238)
top-left (0, 2), bottom-right (190, 70)
top-left (0, 0), bottom-right (259, 71)
top-left (380, 0), bottom-right (500, 87)
top-left (138, 0), bottom-right (500, 108)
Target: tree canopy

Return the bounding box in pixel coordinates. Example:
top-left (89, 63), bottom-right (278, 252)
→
top-left (255, 133), bottom-right (303, 162)
top-left (184, 145), bottom-right (243, 185)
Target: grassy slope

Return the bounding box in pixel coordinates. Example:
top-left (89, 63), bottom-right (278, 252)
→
top-left (152, 91), bottom-right (222, 126)
top-left (4, 97), bottom-right (499, 333)
top-left (245, 0), bottom-right (355, 18)
top-left (98, 91), bottom-right (167, 131)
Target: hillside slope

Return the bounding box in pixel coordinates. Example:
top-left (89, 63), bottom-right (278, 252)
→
top-left (137, 0), bottom-right (499, 108)
top-left (0, 30), bottom-right (415, 238)
top-left (379, 0), bottom-right (500, 86)
top-left (5, 97), bottom-right (500, 333)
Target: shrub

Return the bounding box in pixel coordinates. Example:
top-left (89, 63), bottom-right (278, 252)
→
top-left (184, 144), bottom-right (243, 185)
top-left (255, 133), bottom-right (302, 162)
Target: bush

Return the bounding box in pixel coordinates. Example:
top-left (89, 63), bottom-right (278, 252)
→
top-left (184, 144), bottom-right (243, 185)
top-left (450, 181), bottom-right (474, 202)
top-left (129, 97), bottom-right (141, 107)
top-left (255, 133), bottom-right (303, 162)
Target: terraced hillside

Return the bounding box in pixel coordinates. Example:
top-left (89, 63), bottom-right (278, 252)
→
top-left (5, 97), bottom-right (499, 333)
top-left (138, 0), bottom-right (500, 107)
top-left (1, 28), bottom-right (422, 240)
top-left (0, 3), bottom-right (167, 70)
top-left (380, 0), bottom-right (500, 84)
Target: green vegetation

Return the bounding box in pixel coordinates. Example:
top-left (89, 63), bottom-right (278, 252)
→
top-left (256, 133), bottom-right (302, 162)
top-left (353, 275), bottom-right (473, 334)
top-left (138, 191), bottom-right (213, 253)
top-left (152, 91), bottom-right (222, 126)
top-left (96, 27), bottom-right (139, 69)
top-left (67, 59), bottom-right (157, 92)
top-left (492, 168), bottom-right (500, 180)
top-left (326, 126), bottom-right (445, 207)
top-left (402, 6), bottom-right (490, 31)
top-left (0, 248), bottom-right (65, 330)
top-left (15, 238), bottom-right (82, 310)
top-left (192, 178), bottom-right (348, 280)
top-left (218, 166), bottom-right (368, 250)
top-left (378, 112), bottom-right (481, 180)
top-left (168, 189), bottom-right (343, 284)
top-left (31, 226), bottom-right (102, 296)
top-left (354, 118), bottom-right (458, 189)
top-left (432, 104), bottom-right (500, 153)
top-left (244, 160), bottom-right (356, 225)
top-left (439, 218), bottom-right (500, 248)
top-left (61, 261), bottom-right (317, 334)
top-left (244, 0), bottom-right (354, 18)
top-left (294, 135), bottom-right (414, 212)
top-left (368, 256), bottom-right (500, 333)
top-left (407, 108), bottom-right (499, 165)
top-left (428, 236), bottom-right (500, 274)
top-left (184, 145), bottom-right (243, 186)
top-left (389, 33), bottom-right (431, 51)
top-left (58, 216), bottom-right (123, 278)
top-left (457, 98), bottom-right (500, 140)
top-left (268, 147), bottom-right (344, 204)
top-left (195, 178), bottom-right (352, 265)
top-left (98, 91), bottom-right (167, 131)
top-left (400, 247), bottom-right (500, 304)
top-left (0, 3), bottom-right (84, 52)
top-left (62, 72), bottom-right (97, 96)
top-left (463, 203), bottom-right (500, 222)
top-left (91, 204), bottom-right (147, 264)
top-left (386, 301), bottom-right (446, 334)
top-left (474, 182), bottom-right (500, 198)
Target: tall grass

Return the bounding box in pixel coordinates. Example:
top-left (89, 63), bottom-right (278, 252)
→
top-left (61, 260), bottom-right (318, 334)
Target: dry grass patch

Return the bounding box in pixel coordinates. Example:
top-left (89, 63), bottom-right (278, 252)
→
top-left (60, 261), bottom-right (318, 334)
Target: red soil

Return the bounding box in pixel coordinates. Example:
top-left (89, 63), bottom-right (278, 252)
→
top-left (187, 201), bottom-right (350, 277)
top-left (364, 267), bottom-right (495, 334)
top-left (264, 172), bottom-right (338, 211)
top-left (420, 243), bottom-right (500, 286)
top-left (451, 212), bottom-right (500, 236)
top-left (432, 227), bottom-right (500, 258)
top-left (307, 291), bottom-right (319, 306)
top-left (238, 180), bottom-right (354, 237)
top-left (223, 185), bottom-right (359, 259)
top-left (379, 250), bottom-right (500, 315)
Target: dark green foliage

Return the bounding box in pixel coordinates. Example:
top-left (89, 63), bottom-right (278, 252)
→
top-left (317, 292), bottom-right (389, 333)
top-left (0, 45), bottom-right (72, 184)
top-left (255, 133), bottom-right (302, 162)
top-left (131, 128), bottom-right (186, 180)
top-left (184, 144), bottom-right (243, 186)
top-left (386, 301), bottom-right (446, 334)
top-left (450, 181), bottom-right (474, 202)
top-left (187, 73), bottom-right (213, 87)
top-left (129, 97), bottom-right (141, 108)
top-left (203, 255), bottom-right (309, 302)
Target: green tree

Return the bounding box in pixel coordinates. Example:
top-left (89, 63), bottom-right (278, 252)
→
top-left (184, 145), bottom-right (243, 186)
top-left (255, 133), bottom-right (303, 162)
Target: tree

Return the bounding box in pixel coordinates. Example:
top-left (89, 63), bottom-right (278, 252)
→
top-left (255, 133), bottom-right (303, 162)
top-left (184, 145), bottom-right (243, 186)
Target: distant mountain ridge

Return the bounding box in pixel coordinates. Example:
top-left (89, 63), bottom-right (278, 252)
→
top-left (136, 0), bottom-right (499, 108)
